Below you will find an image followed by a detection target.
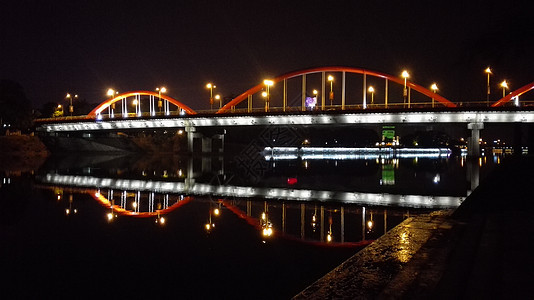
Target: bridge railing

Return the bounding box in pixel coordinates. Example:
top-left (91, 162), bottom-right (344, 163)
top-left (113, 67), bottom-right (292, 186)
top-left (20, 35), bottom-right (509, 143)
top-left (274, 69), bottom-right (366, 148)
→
top-left (34, 99), bottom-right (534, 124)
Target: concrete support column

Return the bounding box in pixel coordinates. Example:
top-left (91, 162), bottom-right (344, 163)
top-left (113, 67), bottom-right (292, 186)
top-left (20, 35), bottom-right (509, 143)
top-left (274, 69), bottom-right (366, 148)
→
top-left (186, 126), bottom-right (196, 153)
top-left (467, 122), bottom-right (484, 156)
top-left (466, 158), bottom-right (480, 196)
top-left (185, 157), bottom-right (195, 192)
top-left (213, 133), bottom-right (225, 153)
top-left (202, 137), bottom-right (212, 153)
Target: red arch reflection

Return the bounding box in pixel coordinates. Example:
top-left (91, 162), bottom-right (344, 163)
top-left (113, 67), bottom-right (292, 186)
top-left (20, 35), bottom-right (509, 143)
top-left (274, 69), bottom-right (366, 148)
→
top-left (91, 191), bottom-right (191, 217)
top-left (221, 200), bottom-right (373, 248)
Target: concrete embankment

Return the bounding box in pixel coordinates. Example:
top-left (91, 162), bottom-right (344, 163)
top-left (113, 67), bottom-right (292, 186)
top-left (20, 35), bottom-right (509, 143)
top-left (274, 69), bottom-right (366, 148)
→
top-left (295, 155), bottom-right (534, 299)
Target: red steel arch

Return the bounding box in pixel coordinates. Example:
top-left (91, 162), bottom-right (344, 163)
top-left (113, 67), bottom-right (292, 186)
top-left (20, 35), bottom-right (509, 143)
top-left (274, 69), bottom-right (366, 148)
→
top-left (88, 90), bottom-right (197, 117)
top-left (217, 66), bottom-right (456, 113)
top-left (491, 81), bottom-right (534, 107)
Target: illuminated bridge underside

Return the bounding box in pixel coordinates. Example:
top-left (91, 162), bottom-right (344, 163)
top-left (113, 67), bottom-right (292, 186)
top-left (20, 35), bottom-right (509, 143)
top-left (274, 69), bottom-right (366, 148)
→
top-left (40, 110), bottom-right (534, 132)
top-left (43, 174), bottom-right (463, 208)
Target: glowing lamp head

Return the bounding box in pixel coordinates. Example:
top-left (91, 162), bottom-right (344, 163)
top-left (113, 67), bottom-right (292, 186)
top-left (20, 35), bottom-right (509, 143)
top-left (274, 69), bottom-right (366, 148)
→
top-left (431, 83), bottom-right (438, 92)
top-left (66, 93), bottom-right (71, 98)
top-left (206, 83), bottom-right (213, 89)
top-left (327, 75), bottom-right (334, 82)
top-left (107, 89), bottom-right (115, 97)
top-left (214, 94), bottom-right (221, 100)
top-left (261, 91), bottom-right (268, 98)
top-left (485, 67), bottom-right (492, 74)
top-left (313, 89), bottom-right (318, 95)
top-left (263, 79), bottom-right (274, 86)
top-left (401, 70), bottom-right (410, 79)
top-left (368, 86), bottom-right (375, 93)
top-left (500, 80), bottom-right (508, 89)
top-left (160, 87), bottom-right (167, 93)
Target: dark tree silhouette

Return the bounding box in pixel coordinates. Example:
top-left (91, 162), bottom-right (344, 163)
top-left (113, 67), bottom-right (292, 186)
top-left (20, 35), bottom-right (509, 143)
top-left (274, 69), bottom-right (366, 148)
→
top-left (0, 80), bottom-right (32, 131)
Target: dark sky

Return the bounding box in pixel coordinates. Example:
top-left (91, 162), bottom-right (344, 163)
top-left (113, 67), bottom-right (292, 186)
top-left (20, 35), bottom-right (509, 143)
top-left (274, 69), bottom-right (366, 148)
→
top-left (1, 0), bottom-right (533, 110)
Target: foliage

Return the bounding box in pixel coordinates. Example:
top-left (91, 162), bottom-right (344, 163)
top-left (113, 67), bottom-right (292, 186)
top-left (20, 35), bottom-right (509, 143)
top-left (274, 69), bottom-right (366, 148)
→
top-left (0, 80), bottom-right (32, 131)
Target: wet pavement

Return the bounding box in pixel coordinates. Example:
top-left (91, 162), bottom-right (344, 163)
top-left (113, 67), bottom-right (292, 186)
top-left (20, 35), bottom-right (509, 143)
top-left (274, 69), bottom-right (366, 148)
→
top-left (295, 155), bottom-right (534, 299)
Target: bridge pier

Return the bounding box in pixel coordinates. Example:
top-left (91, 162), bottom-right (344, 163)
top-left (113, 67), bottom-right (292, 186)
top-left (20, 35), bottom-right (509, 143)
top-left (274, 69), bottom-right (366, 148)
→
top-left (467, 122), bottom-right (484, 156)
top-left (186, 126), bottom-right (225, 154)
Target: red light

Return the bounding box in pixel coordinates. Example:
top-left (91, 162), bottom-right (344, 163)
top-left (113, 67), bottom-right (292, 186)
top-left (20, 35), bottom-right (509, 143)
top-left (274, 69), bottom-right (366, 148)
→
top-left (287, 177), bottom-right (297, 185)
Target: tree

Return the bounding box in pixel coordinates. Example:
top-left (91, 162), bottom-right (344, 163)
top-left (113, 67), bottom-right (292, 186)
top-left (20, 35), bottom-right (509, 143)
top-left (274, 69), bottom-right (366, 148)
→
top-left (0, 80), bottom-right (32, 131)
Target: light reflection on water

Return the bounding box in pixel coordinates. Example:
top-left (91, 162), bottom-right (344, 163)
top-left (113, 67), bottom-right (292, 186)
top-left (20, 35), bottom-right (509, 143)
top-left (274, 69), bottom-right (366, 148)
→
top-left (1, 152), bottom-right (503, 298)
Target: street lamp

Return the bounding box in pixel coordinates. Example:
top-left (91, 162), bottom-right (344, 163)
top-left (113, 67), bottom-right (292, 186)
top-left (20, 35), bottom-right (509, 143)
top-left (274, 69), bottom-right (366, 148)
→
top-left (327, 75), bottom-right (334, 107)
top-left (107, 88), bottom-right (116, 98)
top-left (500, 80), bottom-right (508, 98)
top-left (56, 104), bottom-right (64, 117)
top-left (401, 70), bottom-right (410, 107)
top-left (206, 83), bottom-right (216, 111)
top-left (263, 79), bottom-right (274, 112)
top-left (65, 93), bottom-right (78, 116)
top-left (430, 83), bottom-right (438, 108)
top-left (107, 89), bottom-right (118, 117)
top-left (156, 87), bottom-right (166, 113)
top-left (368, 86), bottom-right (375, 106)
top-left (485, 67), bottom-right (492, 106)
top-left (215, 94), bottom-right (222, 109)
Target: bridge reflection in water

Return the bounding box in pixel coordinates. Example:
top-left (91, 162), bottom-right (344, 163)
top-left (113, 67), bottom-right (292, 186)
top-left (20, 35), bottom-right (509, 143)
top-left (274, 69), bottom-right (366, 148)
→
top-left (44, 184), bottom-right (428, 245)
top-left (37, 150), bottom-right (489, 246)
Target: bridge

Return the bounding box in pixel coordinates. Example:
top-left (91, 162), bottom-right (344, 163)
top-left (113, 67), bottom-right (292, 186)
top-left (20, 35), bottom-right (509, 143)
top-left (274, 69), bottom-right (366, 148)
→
top-left (35, 66), bottom-right (534, 156)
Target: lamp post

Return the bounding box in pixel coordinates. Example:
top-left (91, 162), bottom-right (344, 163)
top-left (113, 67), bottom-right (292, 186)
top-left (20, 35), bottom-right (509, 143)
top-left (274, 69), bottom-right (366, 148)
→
top-left (215, 94), bottom-right (222, 109)
top-left (206, 83), bottom-right (215, 111)
top-left (313, 89), bottom-right (318, 110)
top-left (156, 87), bottom-right (166, 114)
top-left (485, 67), bottom-right (492, 106)
top-left (500, 80), bottom-right (508, 98)
top-left (368, 86), bottom-right (374, 107)
top-left (263, 79), bottom-right (274, 112)
top-left (430, 83), bottom-right (438, 108)
top-left (401, 70), bottom-right (409, 107)
top-left (327, 75), bottom-right (334, 107)
top-left (65, 93), bottom-right (78, 116)
top-left (107, 88), bottom-right (118, 117)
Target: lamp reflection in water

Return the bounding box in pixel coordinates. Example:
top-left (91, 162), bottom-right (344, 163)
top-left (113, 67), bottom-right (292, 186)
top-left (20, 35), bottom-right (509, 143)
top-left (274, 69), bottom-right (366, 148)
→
top-left (205, 201), bottom-right (221, 233)
top-left (311, 205), bottom-right (318, 232)
top-left (326, 212), bottom-right (333, 243)
top-left (366, 211), bottom-right (374, 233)
top-left (65, 194), bottom-right (77, 216)
top-left (261, 202), bottom-right (274, 239)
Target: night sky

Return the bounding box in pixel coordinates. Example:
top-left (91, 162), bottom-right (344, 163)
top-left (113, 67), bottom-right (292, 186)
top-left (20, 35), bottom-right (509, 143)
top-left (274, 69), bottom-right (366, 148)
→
top-left (1, 0), bottom-right (533, 110)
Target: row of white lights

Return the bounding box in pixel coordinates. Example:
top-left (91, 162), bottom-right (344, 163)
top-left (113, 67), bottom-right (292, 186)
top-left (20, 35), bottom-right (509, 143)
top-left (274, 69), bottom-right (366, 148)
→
top-left (43, 173), bottom-right (463, 208)
top-left (41, 110), bottom-right (534, 133)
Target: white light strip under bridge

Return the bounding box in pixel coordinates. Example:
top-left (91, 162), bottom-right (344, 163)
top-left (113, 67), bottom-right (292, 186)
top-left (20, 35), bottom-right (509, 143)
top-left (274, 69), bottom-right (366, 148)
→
top-left (42, 173), bottom-right (464, 208)
top-left (39, 110), bottom-right (534, 132)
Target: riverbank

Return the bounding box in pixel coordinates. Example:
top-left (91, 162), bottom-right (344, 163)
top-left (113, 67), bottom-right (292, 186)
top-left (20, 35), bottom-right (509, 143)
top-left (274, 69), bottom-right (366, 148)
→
top-left (295, 155), bottom-right (534, 298)
top-left (0, 135), bottom-right (49, 172)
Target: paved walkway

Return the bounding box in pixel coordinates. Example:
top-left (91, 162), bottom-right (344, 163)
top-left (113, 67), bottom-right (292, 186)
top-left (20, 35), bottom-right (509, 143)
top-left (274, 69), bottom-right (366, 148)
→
top-left (295, 156), bottom-right (534, 299)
